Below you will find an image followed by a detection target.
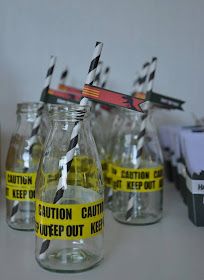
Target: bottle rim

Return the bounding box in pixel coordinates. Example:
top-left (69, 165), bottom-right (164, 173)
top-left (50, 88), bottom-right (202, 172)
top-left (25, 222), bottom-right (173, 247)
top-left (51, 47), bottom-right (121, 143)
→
top-left (48, 103), bottom-right (91, 121)
top-left (17, 102), bottom-right (43, 113)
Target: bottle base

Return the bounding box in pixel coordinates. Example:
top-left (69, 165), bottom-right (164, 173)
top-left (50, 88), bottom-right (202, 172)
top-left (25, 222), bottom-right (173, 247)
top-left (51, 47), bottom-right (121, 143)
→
top-left (36, 247), bottom-right (103, 273)
top-left (113, 212), bottom-right (162, 225)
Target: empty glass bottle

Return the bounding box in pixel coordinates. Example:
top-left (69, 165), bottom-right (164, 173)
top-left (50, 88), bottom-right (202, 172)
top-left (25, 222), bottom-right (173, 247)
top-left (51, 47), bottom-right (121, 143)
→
top-left (35, 104), bottom-right (104, 272)
top-left (6, 102), bottom-right (43, 230)
top-left (111, 108), bottom-right (164, 224)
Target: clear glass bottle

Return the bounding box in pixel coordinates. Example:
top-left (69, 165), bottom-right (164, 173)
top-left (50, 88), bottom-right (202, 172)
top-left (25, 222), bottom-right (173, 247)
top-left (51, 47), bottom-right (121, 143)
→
top-left (111, 108), bottom-right (164, 224)
top-left (35, 104), bottom-right (104, 272)
top-left (6, 102), bottom-right (43, 230)
top-left (91, 106), bottom-right (125, 209)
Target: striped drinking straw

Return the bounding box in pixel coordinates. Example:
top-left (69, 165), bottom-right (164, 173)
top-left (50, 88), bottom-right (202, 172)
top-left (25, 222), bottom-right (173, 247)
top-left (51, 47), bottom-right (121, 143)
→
top-left (126, 57), bottom-right (157, 222)
top-left (10, 56), bottom-right (56, 222)
top-left (94, 61), bottom-right (103, 86)
top-left (39, 42), bottom-right (103, 257)
top-left (101, 66), bottom-right (110, 88)
top-left (132, 62), bottom-right (150, 96)
top-left (94, 66), bottom-right (110, 115)
top-left (136, 57), bottom-right (157, 159)
top-left (59, 67), bottom-right (69, 87)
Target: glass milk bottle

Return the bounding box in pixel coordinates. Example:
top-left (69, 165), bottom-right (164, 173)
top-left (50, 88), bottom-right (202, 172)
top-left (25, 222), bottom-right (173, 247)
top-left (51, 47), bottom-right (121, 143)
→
top-left (91, 106), bottom-right (125, 209)
top-left (111, 108), bottom-right (164, 224)
top-left (6, 102), bottom-right (43, 230)
top-left (35, 104), bottom-right (104, 272)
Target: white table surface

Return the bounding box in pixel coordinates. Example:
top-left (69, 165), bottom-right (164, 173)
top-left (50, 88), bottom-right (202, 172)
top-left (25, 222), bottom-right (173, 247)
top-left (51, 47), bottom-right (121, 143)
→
top-left (0, 183), bottom-right (204, 280)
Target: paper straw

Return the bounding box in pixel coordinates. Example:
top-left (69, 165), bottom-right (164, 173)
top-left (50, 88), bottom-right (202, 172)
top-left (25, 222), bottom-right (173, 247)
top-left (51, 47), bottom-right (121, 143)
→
top-left (39, 42), bottom-right (103, 257)
top-left (25, 56), bottom-right (56, 159)
top-left (94, 61), bottom-right (103, 86)
top-left (126, 57), bottom-right (157, 222)
top-left (10, 56), bottom-right (56, 222)
top-left (59, 67), bottom-right (69, 86)
top-left (132, 62), bottom-right (150, 95)
top-left (134, 62), bottom-right (150, 92)
top-left (94, 66), bottom-right (111, 113)
top-left (101, 66), bottom-right (110, 88)
top-left (136, 57), bottom-right (157, 159)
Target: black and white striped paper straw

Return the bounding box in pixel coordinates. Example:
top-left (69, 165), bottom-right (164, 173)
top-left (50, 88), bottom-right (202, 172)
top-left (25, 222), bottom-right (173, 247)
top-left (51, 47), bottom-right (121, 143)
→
top-left (39, 42), bottom-right (103, 257)
top-left (126, 57), bottom-right (157, 222)
top-left (101, 66), bottom-right (110, 88)
top-left (136, 57), bottom-right (157, 159)
top-left (94, 66), bottom-right (110, 113)
top-left (137, 62), bottom-right (150, 93)
top-left (136, 62), bottom-right (150, 92)
top-left (25, 55), bottom-right (56, 166)
top-left (94, 61), bottom-right (103, 86)
top-left (59, 67), bottom-right (68, 86)
top-left (132, 62), bottom-right (150, 95)
top-left (10, 56), bottom-right (56, 222)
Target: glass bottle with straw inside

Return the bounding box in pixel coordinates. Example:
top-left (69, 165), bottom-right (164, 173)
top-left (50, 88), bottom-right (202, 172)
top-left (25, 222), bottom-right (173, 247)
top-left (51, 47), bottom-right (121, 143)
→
top-left (5, 56), bottom-right (56, 230)
top-left (6, 102), bottom-right (43, 230)
top-left (111, 58), bottom-right (164, 224)
top-left (111, 107), bottom-right (163, 224)
top-left (35, 42), bottom-right (104, 272)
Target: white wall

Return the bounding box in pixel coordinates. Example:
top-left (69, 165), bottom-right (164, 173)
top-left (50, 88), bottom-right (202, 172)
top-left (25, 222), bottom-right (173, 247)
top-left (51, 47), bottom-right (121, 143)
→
top-left (0, 0), bottom-right (204, 167)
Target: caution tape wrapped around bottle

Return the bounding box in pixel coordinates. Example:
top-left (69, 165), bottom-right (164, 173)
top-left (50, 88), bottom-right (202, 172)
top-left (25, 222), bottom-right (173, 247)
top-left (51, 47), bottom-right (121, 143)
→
top-left (35, 199), bottom-right (104, 240)
top-left (106, 163), bottom-right (164, 192)
top-left (6, 171), bottom-right (36, 201)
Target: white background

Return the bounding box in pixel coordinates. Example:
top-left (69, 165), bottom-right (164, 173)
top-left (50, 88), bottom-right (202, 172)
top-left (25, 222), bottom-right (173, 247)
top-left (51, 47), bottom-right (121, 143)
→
top-left (0, 0), bottom-right (204, 167)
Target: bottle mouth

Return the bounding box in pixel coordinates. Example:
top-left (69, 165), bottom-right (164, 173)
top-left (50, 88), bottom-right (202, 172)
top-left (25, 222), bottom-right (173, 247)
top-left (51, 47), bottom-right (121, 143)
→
top-left (49, 103), bottom-right (91, 121)
top-left (17, 102), bottom-right (43, 113)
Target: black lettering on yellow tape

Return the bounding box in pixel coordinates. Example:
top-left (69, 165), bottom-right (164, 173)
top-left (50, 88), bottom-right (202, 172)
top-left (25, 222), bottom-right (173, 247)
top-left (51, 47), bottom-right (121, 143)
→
top-left (6, 171), bottom-right (36, 201)
top-left (109, 165), bottom-right (163, 193)
top-left (107, 164), bottom-right (163, 180)
top-left (6, 171), bottom-right (36, 187)
top-left (6, 186), bottom-right (35, 201)
top-left (35, 199), bottom-right (104, 240)
top-left (112, 177), bottom-right (163, 192)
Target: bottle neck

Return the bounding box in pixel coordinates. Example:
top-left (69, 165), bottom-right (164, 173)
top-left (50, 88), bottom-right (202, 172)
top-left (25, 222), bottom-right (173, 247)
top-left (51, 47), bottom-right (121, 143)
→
top-left (15, 102), bottom-right (41, 136)
top-left (43, 105), bottom-right (94, 164)
top-left (49, 104), bottom-right (91, 123)
top-left (119, 109), bottom-right (152, 136)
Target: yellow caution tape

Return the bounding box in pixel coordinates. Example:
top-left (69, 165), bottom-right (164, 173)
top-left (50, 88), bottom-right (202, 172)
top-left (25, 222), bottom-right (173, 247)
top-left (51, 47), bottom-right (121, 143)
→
top-left (106, 164), bottom-right (164, 193)
top-left (6, 171), bottom-right (36, 201)
top-left (35, 198), bottom-right (104, 240)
